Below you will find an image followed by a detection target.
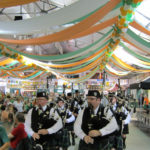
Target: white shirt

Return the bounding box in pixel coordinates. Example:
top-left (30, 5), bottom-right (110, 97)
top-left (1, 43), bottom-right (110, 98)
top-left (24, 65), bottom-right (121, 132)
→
top-left (74, 105), bottom-right (119, 140)
top-left (25, 105), bottom-right (63, 136)
top-left (112, 103), bottom-right (131, 124)
top-left (58, 106), bottom-right (75, 123)
top-left (13, 101), bottom-right (23, 112)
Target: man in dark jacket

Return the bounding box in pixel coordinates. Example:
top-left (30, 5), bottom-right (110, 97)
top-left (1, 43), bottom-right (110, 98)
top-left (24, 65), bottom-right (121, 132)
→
top-left (25, 91), bottom-right (62, 150)
top-left (74, 90), bottom-right (118, 150)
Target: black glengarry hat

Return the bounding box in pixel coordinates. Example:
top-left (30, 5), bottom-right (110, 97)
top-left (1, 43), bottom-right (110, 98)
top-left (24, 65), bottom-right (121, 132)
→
top-left (37, 91), bottom-right (48, 100)
top-left (75, 90), bottom-right (79, 93)
top-left (86, 90), bottom-right (101, 98)
top-left (67, 92), bottom-right (72, 96)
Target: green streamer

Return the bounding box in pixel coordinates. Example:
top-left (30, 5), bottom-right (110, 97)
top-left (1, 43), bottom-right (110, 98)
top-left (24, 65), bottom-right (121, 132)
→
top-left (53, 40), bottom-right (108, 65)
top-left (127, 29), bottom-right (150, 48)
top-left (24, 71), bottom-right (43, 80)
top-left (0, 29), bottom-right (112, 61)
top-left (51, 30), bottom-right (112, 64)
top-left (51, 50), bottom-right (105, 73)
top-left (68, 2), bottom-right (122, 24)
top-left (0, 61), bottom-right (18, 69)
top-left (120, 42), bottom-right (150, 63)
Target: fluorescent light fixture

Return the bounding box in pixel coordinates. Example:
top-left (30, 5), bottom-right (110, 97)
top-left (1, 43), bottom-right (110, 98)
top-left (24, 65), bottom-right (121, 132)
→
top-left (26, 47), bottom-right (33, 52)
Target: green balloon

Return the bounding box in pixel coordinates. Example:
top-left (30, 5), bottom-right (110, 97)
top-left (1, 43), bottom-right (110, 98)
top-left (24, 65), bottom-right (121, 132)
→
top-left (126, 0), bottom-right (132, 5)
top-left (131, 3), bottom-right (138, 8)
top-left (127, 13), bottom-right (132, 18)
top-left (124, 23), bottom-right (128, 27)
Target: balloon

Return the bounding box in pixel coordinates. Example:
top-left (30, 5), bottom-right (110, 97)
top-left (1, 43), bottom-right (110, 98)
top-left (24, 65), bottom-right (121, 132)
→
top-left (120, 6), bottom-right (128, 16)
top-left (119, 18), bottom-right (126, 25)
top-left (126, 0), bottom-right (132, 5)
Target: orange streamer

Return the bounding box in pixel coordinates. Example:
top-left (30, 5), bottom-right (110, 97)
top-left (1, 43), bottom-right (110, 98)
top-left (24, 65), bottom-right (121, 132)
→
top-left (0, 0), bottom-right (120, 45)
top-left (7, 64), bottom-right (24, 71)
top-left (113, 54), bottom-right (150, 72)
top-left (0, 58), bottom-right (15, 66)
top-left (110, 59), bottom-right (130, 71)
top-left (49, 46), bottom-right (107, 68)
top-left (15, 70), bottom-right (39, 78)
top-left (131, 21), bottom-right (150, 36)
top-left (72, 17), bottom-right (118, 39)
top-left (62, 54), bottom-right (104, 74)
top-left (122, 37), bottom-right (150, 55)
top-left (0, 0), bottom-right (38, 8)
top-left (112, 54), bottom-right (137, 71)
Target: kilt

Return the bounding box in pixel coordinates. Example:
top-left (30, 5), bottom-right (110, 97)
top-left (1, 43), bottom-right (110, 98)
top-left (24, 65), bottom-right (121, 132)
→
top-left (65, 122), bottom-right (74, 131)
top-left (31, 135), bottom-right (58, 150)
top-left (55, 128), bottom-right (71, 148)
top-left (109, 135), bottom-right (123, 150)
top-left (122, 124), bottom-right (129, 134)
top-left (78, 139), bottom-right (110, 150)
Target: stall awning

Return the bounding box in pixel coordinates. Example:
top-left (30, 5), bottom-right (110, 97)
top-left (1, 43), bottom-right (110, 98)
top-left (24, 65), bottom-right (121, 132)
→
top-left (129, 77), bottom-right (150, 90)
top-left (129, 83), bottom-right (140, 89)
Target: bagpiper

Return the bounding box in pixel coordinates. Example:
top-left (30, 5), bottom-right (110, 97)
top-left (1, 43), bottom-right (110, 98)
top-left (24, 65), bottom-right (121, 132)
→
top-left (74, 90), bottom-right (119, 150)
top-left (25, 91), bottom-right (63, 150)
top-left (56, 97), bottom-right (75, 150)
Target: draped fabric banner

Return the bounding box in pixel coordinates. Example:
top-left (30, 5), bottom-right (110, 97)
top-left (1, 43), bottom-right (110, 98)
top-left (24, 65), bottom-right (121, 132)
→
top-left (113, 54), bottom-right (137, 71)
top-left (74, 67), bottom-right (100, 83)
top-left (120, 42), bottom-right (150, 63)
top-left (124, 30), bottom-right (150, 54)
top-left (106, 64), bottom-right (129, 76)
top-left (59, 54), bottom-right (103, 74)
top-left (122, 37), bottom-right (150, 54)
top-left (1, 70), bottom-right (45, 79)
top-left (0, 0), bottom-right (38, 8)
top-left (69, 3), bottom-right (121, 24)
top-left (113, 54), bottom-right (150, 73)
top-left (1, 29), bottom-right (112, 61)
top-left (60, 66), bottom-right (99, 83)
top-left (110, 58), bottom-right (131, 71)
top-left (131, 21), bottom-right (150, 36)
top-left (0, 61), bottom-right (18, 69)
top-left (106, 68), bottom-right (121, 76)
top-left (5, 64), bottom-right (24, 71)
top-left (50, 51), bottom-right (105, 73)
top-left (71, 17), bottom-right (118, 39)
top-left (46, 46), bottom-right (107, 68)
top-left (127, 29), bottom-right (150, 49)
top-left (0, 0), bottom-right (120, 45)
top-left (0, 0), bottom-right (109, 35)
top-left (0, 58), bottom-right (15, 65)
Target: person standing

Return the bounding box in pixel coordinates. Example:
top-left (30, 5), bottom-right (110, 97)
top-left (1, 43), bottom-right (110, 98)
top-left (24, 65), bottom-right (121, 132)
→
top-left (8, 113), bottom-right (28, 150)
top-left (109, 96), bottom-right (130, 150)
top-left (143, 95), bottom-right (149, 114)
top-left (56, 98), bottom-right (75, 150)
top-left (13, 97), bottom-right (24, 113)
top-left (0, 125), bottom-right (10, 150)
top-left (66, 92), bottom-right (77, 145)
top-left (74, 90), bottom-right (118, 150)
top-left (138, 94), bottom-right (143, 108)
top-left (25, 91), bottom-right (62, 150)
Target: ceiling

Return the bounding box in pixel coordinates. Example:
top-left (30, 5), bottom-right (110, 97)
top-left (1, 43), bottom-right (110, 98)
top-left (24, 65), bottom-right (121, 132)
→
top-left (0, 0), bottom-right (150, 81)
top-left (0, 0), bottom-right (106, 56)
